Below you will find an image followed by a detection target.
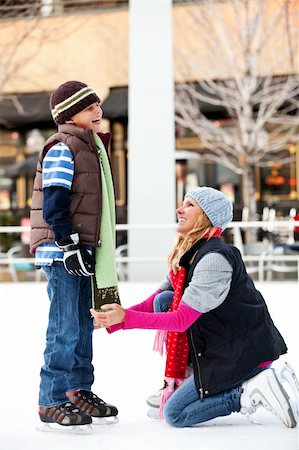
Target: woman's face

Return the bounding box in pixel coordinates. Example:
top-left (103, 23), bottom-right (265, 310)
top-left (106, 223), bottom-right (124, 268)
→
top-left (176, 196), bottom-right (203, 235)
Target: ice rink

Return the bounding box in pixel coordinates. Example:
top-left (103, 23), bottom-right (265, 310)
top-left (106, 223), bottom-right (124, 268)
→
top-left (0, 281), bottom-right (298, 450)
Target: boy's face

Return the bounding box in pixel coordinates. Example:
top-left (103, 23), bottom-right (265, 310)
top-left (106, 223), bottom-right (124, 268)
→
top-left (66, 102), bottom-right (103, 133)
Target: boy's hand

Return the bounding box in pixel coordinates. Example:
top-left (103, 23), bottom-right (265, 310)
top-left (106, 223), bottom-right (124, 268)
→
top-left (56, 233), bottom-right (95, 276)
top-left (90, 304), bottom-right (125, 327)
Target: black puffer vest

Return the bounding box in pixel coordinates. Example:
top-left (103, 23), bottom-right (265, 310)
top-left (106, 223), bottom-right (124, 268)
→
top-left (30, 124), bottom-right (111, 253)
top-left (179, 238), bottom-right (287, 400)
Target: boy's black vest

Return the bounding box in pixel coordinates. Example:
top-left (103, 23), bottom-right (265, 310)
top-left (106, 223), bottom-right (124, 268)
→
top-left (179, 238), bottom-right (287, 399)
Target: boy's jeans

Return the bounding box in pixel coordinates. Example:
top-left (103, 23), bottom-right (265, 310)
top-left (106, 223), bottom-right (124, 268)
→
top-left (39, 262), bottom-right (94, 407)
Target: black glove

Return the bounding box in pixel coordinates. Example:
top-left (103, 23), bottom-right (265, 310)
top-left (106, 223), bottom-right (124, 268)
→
top-left (56, 233), bottom-right (95, 276)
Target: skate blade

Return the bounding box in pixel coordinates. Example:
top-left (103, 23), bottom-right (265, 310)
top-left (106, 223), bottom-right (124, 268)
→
top-left (278, 361), bottom-right (299, 416)
top-left (245, 412), bottom-right (260, 425)
top-left (36, 422), bottom-right (93, 434)
top-left (92, 415), bottom-right (119, 425)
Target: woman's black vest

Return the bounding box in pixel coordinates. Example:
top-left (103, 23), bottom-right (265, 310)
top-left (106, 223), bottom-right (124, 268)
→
top-left (179, 238), bottom-right (287, 400)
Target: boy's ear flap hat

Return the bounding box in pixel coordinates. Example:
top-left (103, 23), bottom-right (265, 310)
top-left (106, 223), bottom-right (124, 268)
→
top-left (184, 186), bottom-right (233, 230)
top-left (50, 80), bottom-right (100, 124)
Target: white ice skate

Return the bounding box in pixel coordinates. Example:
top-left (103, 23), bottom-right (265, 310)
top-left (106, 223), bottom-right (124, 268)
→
top-left (147, 406), bottom-right (161, 420)
top-left (146, 366), bottom-right (193, 410)
top-left (240, 368), bottom-right (297, 428)
top-left (146, 388), bottom-right (163, 408)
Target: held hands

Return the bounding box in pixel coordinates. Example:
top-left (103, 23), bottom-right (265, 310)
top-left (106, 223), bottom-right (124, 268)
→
top-left (56, 233), bottom-right (95, 276)
top-left (90, 303), bottom-right (125, 328)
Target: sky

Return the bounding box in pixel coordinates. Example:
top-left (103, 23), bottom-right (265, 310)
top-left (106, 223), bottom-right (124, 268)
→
top-left (0, 281), bottom-right (298, 450)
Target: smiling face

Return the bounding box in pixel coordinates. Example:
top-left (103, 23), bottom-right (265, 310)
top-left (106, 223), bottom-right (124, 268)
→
top-left (66, 101), bottom-right (103, 133)
top-left (176, 196), bottom-right (204, 235)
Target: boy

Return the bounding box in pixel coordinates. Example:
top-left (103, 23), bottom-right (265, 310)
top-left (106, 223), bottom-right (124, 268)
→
top-left (30, 80), bottom-right (119, 430)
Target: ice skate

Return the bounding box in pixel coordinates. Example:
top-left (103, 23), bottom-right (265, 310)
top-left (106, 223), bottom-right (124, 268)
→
top-left (37, 402), bottom-right (93, 434)
top-left (67, 389), bottom-right (119, 425)
top-left (240, 368), bottom-right (297, 428)
top-left (276, 361), bottom-right (299, 417)
top-left (146, 366), bottom-right (193, 409)
top-left (146, 387), bottom-right (163, 408)
top-left (147, 406), bottom-right (161, 420)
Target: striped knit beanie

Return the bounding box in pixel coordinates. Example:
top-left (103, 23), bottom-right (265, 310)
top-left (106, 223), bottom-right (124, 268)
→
top-left (185, 186), bottom-right (233, 230)
top-left (50, 80), bottom-right (100, 124)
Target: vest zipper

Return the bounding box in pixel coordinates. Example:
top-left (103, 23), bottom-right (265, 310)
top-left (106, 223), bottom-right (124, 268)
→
top-left (94, 140), bottom-right (102, 248)
top-left (190, 328), bottom-right (205, 400)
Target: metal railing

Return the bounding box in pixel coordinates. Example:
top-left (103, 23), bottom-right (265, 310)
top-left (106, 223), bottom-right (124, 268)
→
top-left (0, 220), bottom-right (299, 282)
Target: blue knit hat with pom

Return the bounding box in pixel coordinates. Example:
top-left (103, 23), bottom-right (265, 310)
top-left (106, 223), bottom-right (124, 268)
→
top-left (184, 186), bottom-right (233, 230)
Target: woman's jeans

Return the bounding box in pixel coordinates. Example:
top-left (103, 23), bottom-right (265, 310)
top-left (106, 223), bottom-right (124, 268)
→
top-left (153, 290), bottom-right (173, 312)
top-left (154, 291), bottom-right (269, 427)
top-left (163, 367), bottom-right (268, 427)
top-left (39, 262), bottom-right (94, 407)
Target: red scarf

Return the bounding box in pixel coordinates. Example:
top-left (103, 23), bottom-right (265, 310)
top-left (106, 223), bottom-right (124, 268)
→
top-left (159, 266), bottom-right (189, 418)
top-left (158, 232), bottom-right (223, 417)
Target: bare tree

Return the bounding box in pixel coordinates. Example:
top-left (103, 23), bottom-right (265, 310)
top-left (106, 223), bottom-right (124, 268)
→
top-left (0, 1), bottom-right (125, 128)
top-left (174, 0), bottom-right (299, 225)
top-left (0, 2), bottom-right (61, 91)
top-left (0, 2), bottom-right (67, 126)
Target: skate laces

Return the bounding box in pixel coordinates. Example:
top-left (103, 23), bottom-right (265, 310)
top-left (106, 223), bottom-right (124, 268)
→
top-left (240, 401), bottom-right (257, 416)
top-left (60, 402), bottom-right (81, 414)
top-left (243, 387), bottom-right (278, 417)
top-left (76, 390), bottom-right (105, 406)
top-left (240, 392), bottom-right (261, 424)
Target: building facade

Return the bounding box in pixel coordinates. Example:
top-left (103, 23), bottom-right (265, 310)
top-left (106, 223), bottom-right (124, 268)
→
top-left (0, 0), bottom-right (298, 251)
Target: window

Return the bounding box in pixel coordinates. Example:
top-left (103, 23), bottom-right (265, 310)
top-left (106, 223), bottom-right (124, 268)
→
top-left (255, 146), bottom-right (299, 201)
top-left (0, 0), bottom-right (128, 20)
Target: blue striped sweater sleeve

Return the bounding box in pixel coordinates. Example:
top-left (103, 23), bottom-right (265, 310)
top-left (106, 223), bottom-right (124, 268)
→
top-left (42, 142), bottom-right (74, 189)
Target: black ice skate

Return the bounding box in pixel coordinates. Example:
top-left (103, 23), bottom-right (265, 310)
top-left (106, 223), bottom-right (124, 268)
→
top-left (67, 389), bottom-right (119, 424)
top-left (37, 402), bottom-right (92, 434)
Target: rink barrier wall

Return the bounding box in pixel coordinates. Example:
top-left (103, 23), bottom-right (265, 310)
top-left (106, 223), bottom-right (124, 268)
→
top-left (0, 221), bottom-right (299, 282)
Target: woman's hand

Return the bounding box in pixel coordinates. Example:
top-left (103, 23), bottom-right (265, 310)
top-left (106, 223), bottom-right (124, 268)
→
top-left (90, 303), bottom-right (126, 328)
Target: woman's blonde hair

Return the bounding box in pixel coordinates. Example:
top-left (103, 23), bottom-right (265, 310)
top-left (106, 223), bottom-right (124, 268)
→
top-left (168, 211), bottom-right (218, 272)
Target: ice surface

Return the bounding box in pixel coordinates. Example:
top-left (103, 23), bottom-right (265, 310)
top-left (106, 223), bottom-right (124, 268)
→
top-left (0, 281), bottom-right (298, 450)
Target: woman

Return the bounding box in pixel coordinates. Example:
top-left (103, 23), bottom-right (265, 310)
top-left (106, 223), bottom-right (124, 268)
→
top-left (91, 186), bottom-right (297, 429)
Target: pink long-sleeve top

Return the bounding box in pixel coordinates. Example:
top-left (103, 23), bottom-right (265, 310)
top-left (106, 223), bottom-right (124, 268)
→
top-left (107, 289), bottom-right (201, 333)
top-left (107, 286), bottom-right (272, 369)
